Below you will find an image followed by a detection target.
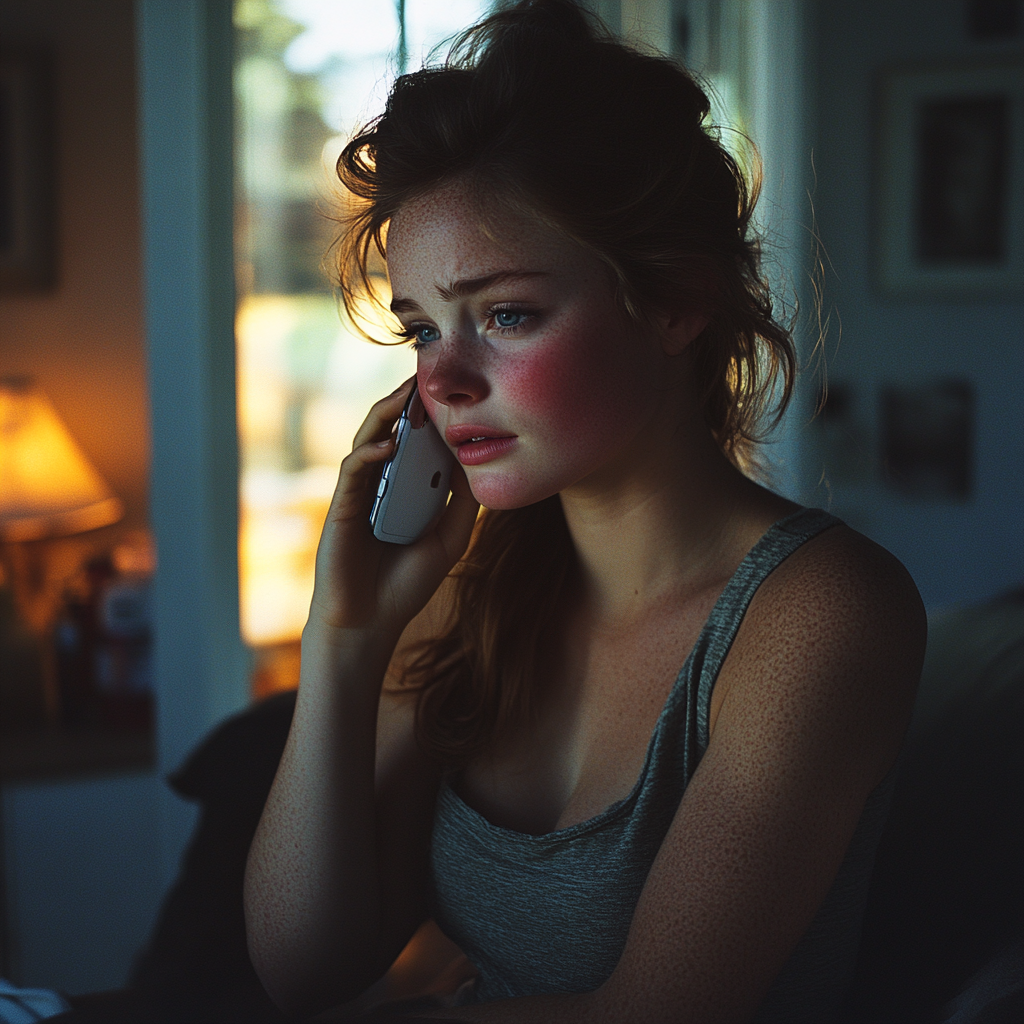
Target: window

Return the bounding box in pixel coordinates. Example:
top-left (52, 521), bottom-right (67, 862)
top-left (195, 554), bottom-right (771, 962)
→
top-left (234, 0), bottom-right (492, 692)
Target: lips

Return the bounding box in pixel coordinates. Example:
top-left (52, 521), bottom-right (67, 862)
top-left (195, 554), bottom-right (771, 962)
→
top-left (445, 424), bottom-right (518, 466)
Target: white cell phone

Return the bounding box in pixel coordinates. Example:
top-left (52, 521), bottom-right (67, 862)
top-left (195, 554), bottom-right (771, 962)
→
top-left (369, 384), bottom-right (455, 544)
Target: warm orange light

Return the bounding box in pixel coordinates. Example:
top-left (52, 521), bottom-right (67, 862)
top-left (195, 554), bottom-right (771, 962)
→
top-left (0, 376), bottom-right (124, 541)
top-left (235, 291), bottom-right (415, 648)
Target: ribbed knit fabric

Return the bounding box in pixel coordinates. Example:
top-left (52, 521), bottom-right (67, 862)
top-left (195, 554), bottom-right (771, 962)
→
top-left (430, 507), bottom-right (895, 1022)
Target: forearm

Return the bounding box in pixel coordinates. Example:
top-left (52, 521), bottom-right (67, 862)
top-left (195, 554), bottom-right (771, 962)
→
top-left (245, 622), bottom-right (400, 1015)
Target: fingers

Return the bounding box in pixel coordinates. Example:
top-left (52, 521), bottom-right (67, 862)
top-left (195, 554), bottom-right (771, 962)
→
top-left (350, 377), bottom-right (415, 452)
top-left (330, 436), bottom-right (394, 524)
top-left (331, 377), bottom-right (414, 525)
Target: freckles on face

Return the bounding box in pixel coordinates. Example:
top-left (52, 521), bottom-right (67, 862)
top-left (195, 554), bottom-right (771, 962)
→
top-left (389, 180), bottom-right (662, 508)
top-left (498, 316), bottom-right (617, 444)
top-left (470, 310), bottom-right (657, 509)
top-left (507, 283), bottom-right (653, 434)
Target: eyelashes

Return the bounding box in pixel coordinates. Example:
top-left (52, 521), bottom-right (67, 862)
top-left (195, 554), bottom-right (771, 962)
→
top-left (392, 324), bottom-right (439, 349)
top-left (392, 304), bottom-right (538, 350)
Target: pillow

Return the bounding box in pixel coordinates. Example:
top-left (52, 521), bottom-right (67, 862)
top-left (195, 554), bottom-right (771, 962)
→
top-left (845, 592), bottom-right (1024, 1022)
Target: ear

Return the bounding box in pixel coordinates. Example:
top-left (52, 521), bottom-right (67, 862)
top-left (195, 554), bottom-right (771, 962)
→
top-left (658, 309), bottom-right (710, 356)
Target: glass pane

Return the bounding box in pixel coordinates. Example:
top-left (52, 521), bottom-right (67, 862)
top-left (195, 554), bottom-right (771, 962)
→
top-left (234, 0), bottom-right (492, 693)
top-left (671, 1), bottom-right (752, 164)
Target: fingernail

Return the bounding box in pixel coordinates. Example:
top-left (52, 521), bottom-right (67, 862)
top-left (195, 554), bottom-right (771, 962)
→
top-left (377, 440), bottom-right (392, 448)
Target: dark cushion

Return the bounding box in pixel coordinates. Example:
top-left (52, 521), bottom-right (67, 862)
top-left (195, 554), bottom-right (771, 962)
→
top-left (845, 592), bottom-right (1024, 1023)
top-left (125, 689), bottom-right (297, 1022)
top-left (165, 688), bottom-right (297, 814)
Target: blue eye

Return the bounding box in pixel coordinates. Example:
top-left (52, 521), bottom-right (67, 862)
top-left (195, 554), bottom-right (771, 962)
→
top-left (399, 324), bottom-right (440, 349)
top-left (488, 307), bottom-right (535, 335)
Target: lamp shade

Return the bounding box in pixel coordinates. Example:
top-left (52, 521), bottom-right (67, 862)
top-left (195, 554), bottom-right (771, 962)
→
top-left (0, 376), bottom-right (124, 541)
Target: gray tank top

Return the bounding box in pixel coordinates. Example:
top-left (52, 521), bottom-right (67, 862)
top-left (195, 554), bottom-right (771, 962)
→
top-left (430, 508), bottom-right (895, 1022)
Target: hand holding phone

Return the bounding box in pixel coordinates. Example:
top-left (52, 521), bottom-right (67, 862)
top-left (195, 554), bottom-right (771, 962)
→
top-left (369, 384), bottom-right (455, 544)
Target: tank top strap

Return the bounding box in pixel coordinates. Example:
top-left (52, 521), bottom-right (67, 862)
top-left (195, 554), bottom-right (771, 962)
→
top-left (692, 506), bottom-right (842, 750)
top-left (648, 507), bottom-right (843, 789)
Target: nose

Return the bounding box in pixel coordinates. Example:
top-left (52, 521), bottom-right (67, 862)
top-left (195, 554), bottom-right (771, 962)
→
top-left (419, 338), bottom-right (489, 409)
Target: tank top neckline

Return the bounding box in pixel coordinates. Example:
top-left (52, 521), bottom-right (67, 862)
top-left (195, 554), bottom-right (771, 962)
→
top-left (440, 506), bottom-right (841, 844)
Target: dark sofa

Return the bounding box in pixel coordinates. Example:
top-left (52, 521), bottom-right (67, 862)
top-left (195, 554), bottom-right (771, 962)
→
top-left (53, 591), bottom-right (1024, 1023)
top-left (842, 591), bottom-right (1024, 1023)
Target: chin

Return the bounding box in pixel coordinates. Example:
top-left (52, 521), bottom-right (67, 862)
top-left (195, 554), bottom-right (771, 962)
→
top-left (466, 469), bottom-right (560, 511)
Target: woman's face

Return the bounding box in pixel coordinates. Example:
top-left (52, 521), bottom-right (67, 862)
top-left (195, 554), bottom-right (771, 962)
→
top-left (386, 180), bottom-right (671, 510)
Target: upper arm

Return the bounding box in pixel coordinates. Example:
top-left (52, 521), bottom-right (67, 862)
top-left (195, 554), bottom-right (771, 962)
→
top-left (598, 528), bottom-right (926, 1024)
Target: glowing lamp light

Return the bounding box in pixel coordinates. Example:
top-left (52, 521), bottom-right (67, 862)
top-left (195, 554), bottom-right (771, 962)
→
top-left (0, 376), bottom-right (124, 542)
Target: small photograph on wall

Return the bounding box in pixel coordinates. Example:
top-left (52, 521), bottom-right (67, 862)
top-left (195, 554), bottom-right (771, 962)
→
top-left (875, 60), bottom-right (1024, 297)
top-left (880, 380), bottom-right (974, 500)
top-left (809, 381), bottom-right (874, 489)
top-left (916, 96), bottom-right (1007, 263)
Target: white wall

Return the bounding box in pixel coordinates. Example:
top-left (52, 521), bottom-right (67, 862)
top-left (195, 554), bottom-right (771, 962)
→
top-left (807, 0), bottom-right (1024, 609)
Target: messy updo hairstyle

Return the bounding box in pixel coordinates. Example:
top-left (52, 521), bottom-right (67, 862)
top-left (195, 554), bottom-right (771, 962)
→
top-left (335, 0), bottom-right (796, 767)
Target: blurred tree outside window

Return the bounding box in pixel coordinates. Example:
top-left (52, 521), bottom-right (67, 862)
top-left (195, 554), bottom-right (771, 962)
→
top-left (234, 0), bottom-right (492, 692)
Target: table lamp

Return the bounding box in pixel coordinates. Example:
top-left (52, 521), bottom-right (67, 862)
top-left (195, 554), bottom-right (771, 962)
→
top-left (1, 371), bottom-right (125, 638)
top-left (1, 374), bottom-right (126, 730)
top-left (0, 375), bottom-right (123, 544)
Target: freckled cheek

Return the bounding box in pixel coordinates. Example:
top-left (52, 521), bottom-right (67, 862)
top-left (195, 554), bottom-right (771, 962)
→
top-left (499, 338), bottom-right (624, 442)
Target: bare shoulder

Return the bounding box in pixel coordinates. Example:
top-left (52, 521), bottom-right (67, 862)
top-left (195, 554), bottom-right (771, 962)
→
top-left (712, 521), bottom-right (927, 788)
top-left (755, 521), bottom-right (925, 647)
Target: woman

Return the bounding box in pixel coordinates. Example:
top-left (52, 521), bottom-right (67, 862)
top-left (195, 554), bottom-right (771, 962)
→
top-left (244, 3), bottom-right (925, 1021)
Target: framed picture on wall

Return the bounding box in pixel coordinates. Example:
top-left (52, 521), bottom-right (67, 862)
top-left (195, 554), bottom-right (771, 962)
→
top-left (875, 60), bottom-right (1024, 297)
top-left (0, 50), bottom-right (56, 291)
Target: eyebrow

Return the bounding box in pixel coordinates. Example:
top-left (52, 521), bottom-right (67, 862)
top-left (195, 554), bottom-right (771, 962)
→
top-left (390, 271), bottom-right (549, 313)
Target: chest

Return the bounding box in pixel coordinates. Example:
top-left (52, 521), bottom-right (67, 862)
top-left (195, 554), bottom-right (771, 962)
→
top-left (455, 592), bottom-right (723, 835)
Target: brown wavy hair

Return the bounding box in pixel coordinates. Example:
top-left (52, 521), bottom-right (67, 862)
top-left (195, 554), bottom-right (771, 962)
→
top-left (335, 0), bottom-right (797, 767)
